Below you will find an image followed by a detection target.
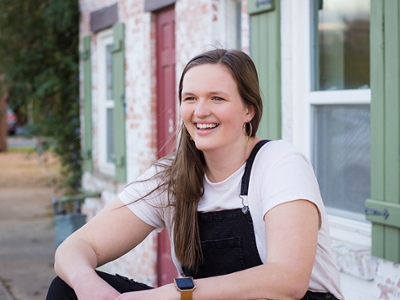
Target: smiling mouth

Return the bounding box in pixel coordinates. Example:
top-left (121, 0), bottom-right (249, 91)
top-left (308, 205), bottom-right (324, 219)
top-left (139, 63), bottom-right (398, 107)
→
top-left (195, 123), bottom-right (220, 130)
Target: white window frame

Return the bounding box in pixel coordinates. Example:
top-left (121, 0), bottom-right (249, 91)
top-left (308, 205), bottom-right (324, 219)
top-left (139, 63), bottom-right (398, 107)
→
top-left (97, 29), bottom-right (115, 177)
top-left (212, 0), bottom-right (242, 50)
top-left (281, 0), bottom-right (371, 244)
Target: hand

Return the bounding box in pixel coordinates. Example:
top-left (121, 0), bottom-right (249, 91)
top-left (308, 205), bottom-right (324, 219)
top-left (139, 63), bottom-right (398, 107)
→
top-left (73, 272), bottom-right (121, 300)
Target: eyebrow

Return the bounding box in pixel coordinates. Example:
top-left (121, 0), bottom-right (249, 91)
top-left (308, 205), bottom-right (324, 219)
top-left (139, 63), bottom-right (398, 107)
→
top-left (182, 91), bottom-right (229, 97)
top-left (209, 91), bottom-right (229, 96)
top-left (182, 92), bottom-right (196, 97)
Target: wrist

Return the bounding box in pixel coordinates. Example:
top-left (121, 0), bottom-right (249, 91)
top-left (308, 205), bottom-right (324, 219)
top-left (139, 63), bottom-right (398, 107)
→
top-left (72, 270), bottom-right (120, 300)
top-left (159, 283), bottom-right (182, 300)
top-left (174, 277), bottom-right (196, 300)
top-left (70, 268), bottom-right (98, 290)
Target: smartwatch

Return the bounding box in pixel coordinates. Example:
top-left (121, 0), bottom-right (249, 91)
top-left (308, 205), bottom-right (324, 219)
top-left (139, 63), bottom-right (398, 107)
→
top-left (174, 277), bottom-right (196, 300)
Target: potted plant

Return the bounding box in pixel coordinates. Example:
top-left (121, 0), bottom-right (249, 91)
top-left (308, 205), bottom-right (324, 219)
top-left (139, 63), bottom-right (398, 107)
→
top-left (52, 189), bottom-right (100, 248)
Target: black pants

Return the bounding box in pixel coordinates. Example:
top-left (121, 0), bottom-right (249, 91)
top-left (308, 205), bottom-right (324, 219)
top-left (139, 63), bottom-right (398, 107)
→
top-left (46, 271), bottom-right (153, 300)
top-left (46, 271), bottom-right (336, 300)
top-left (46, 271), bottom-right (338, 300)
top-left (302, 291), bottom-right (338, 300)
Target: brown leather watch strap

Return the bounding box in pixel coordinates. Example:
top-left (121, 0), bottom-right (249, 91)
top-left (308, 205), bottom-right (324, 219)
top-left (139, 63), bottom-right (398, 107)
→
top-left (181, 289), bottom-right (193, 300)
top-left (174, 277), bottom-right (196, 300)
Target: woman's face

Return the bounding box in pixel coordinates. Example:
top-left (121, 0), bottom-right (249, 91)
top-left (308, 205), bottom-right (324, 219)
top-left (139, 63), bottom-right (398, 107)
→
top-left (180, 63), bottom-right (254, 154)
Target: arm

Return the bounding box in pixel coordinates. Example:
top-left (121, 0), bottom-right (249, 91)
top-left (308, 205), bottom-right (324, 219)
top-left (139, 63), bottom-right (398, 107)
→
top-left (117, 199), bottom-right (319, 300)
top-left (54, 197), bottom-right (155, 300)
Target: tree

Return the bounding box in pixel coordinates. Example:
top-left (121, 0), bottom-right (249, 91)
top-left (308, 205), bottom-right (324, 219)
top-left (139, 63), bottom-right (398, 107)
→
top-left (0, 0), bottom-right (81, 192)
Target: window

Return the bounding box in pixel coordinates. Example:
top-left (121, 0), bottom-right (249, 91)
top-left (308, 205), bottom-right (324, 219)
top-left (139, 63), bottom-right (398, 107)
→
top-left (215, 0), bottom-right (242, 49)
top-left (313, 104), bottom-right (370, 217)
top-left (310, 0), bottom-right (370, 220)
top-left (97, 30), bottom-right (115, 176)
top-left (287, 0), bottom-right (370, 222)
top-left (311, 0), bottom-right (370, 91)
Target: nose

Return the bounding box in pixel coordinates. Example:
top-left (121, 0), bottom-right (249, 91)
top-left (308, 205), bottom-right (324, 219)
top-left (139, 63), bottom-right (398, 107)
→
top-left (194, 98), bottom-right (211, 118)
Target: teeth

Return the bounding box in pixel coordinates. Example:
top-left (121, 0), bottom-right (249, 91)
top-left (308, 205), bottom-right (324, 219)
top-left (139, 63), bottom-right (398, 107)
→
top-left (197, 123), bottom-right (218, 129)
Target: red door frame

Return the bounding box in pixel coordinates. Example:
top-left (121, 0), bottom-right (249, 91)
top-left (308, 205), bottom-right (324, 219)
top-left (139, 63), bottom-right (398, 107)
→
top-left (155, 4), bottom-right (178, 287)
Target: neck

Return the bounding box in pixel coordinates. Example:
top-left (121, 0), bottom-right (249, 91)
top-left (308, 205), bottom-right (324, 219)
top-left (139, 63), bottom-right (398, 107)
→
top-left (203, 137), bottom-right (262, 183)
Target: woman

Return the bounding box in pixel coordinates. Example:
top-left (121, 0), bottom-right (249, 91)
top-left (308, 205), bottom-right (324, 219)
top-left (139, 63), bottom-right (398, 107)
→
top-left (47, 49), bottom-right (344, 300)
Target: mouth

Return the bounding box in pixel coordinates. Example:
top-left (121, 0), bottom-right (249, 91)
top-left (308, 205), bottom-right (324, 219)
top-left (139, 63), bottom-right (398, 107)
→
top-left (195, 123), bottom-right (220, 130)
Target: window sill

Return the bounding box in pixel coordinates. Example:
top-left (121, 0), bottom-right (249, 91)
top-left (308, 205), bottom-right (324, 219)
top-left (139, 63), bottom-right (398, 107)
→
top-left (328, 213), bottom-right (376, 281)
top-left (331, 239), bottom-right (377, 281)
top-left (98, 163), bottom-right (116, 178)
top-left (328, 212), bottom-right (371, 247)
top-left (82, 171), bottom-right (120, 192)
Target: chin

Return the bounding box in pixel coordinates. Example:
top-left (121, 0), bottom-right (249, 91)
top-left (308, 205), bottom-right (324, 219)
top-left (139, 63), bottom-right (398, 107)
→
top-left (193, 140), bottom-right (216, 152)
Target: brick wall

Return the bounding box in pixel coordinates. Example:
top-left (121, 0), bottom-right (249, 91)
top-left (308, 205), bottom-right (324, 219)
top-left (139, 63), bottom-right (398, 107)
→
top-left (80, 0), bottom-right (249, 287)
top-left (80, 0), bottom-right (159, 286)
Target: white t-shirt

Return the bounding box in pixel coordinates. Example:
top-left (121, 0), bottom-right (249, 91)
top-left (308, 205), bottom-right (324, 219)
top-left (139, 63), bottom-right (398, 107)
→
top-left (118, 140), bottom-right (344, 299)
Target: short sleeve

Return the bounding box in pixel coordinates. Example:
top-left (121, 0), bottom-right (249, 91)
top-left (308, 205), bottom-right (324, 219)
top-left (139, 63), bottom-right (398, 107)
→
top-left (118, 165), bottom-right (169, 231)
top-left (256, 141), bottom-right (323, 219)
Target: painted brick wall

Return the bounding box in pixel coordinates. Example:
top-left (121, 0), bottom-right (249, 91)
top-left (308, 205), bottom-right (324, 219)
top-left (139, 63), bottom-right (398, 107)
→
top-left (79, 0), bottom-right (159, 286)
top-left (176, 0), bottom-right (249, 80)
top-left (79, 0), bottom-right (249, 287)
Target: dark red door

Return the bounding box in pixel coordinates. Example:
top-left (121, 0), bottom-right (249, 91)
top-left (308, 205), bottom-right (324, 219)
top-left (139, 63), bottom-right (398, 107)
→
top-left (155, 5), bottom-right (178, 286)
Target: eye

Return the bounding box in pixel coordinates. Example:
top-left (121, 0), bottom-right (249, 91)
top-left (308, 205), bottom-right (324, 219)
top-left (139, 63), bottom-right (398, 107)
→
top-left (183, 96), bottom-right (196, 102)
top-left (212, 96), bottom-right (225, 101)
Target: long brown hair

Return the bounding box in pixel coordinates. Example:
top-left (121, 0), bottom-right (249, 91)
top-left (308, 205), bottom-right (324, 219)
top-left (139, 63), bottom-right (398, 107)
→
top-left (148, 49), bottom-right (263, 270)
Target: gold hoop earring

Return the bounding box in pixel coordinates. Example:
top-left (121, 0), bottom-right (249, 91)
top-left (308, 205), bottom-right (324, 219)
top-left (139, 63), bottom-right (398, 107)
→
top-left (183, 125), bottom-right (193, 141)
top-left (242, 122), bottom-right (252, 140)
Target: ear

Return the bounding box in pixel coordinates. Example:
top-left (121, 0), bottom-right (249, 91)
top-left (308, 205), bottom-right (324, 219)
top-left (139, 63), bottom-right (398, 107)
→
top-left (245, 105), bottom-right (256, 122)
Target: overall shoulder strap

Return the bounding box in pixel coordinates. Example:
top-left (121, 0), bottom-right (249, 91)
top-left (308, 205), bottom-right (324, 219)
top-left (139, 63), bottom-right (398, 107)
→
top-left (240, 140), bottom-right (271, 196)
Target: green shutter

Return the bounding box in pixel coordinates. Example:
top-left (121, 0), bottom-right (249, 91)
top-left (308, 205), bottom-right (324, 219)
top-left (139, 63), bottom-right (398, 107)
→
top-left (81, 35), bottom-right (93, 173)
top-left (366, 0), bottom-right (400, 263)
top-left (247, 0), bottom-right (281, 140)
top-left (111, 23), bottom-right (126, 183)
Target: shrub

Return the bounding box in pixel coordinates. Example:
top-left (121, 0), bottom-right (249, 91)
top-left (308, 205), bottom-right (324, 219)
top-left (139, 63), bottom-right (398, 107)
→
top-left (0, 0), bottom-right (81, 192)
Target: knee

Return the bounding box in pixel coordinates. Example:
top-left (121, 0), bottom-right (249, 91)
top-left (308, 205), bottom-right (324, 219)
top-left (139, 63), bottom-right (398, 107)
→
top-left (46, 276), bottom-right (76, 300)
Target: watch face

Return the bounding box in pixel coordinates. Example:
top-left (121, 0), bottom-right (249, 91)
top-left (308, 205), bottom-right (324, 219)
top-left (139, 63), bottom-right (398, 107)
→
top-left (175, 277), bottom-right (195, 290)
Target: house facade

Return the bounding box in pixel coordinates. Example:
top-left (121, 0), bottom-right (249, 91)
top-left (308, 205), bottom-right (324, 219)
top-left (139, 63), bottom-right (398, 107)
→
top-left (79, 0), bottom-right (400, 299)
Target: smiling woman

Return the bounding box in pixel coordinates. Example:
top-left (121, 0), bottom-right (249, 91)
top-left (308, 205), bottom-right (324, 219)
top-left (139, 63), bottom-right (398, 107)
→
top-left (47, 49), bottom-right (344, 300)
top-left (180, 64), bottom-right (254, 158)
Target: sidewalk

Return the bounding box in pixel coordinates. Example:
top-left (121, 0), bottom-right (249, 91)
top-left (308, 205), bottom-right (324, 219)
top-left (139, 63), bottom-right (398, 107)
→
top-left (0, 146), bottom-right (61, 300)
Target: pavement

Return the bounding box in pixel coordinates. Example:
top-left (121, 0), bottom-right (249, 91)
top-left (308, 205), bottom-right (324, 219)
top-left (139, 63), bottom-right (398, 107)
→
top-left (0, 137), bottom-right (61, 300)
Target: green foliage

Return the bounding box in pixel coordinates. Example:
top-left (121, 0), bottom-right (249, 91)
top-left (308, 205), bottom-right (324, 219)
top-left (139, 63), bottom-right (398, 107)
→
top-left (0, 0), bottom-right (81, 192)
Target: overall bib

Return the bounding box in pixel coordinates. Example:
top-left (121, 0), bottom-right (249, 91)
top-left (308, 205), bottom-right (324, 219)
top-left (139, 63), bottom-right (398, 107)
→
top-left (182, 140), bottom-right (338, 300)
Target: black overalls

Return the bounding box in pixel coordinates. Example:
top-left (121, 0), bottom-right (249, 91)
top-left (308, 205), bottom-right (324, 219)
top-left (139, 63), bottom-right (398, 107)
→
top-left (182, 140), bottom-right (338, 300)
top-left (46, 140), bottom-right (338, 300)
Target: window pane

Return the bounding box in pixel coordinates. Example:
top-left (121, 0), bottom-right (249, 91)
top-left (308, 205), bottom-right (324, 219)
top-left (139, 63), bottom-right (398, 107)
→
top-left (106, 44), bottom-right (113, 100)
top-left (312, 104), bottom-right (370, 216)
top-left (311, 0), bottom-right (370, 91)
top-left (106, 108), bottom-right (114, 163)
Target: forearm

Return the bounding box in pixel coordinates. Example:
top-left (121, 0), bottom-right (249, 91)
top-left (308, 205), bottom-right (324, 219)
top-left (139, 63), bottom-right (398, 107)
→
top-left (198, 263), bottom-right (307, 300)
top-left (54, 235), bottom-right (100, 289)
top-left (53, 198), bottom-right (154, 288)
top-left (147, 263), bottom-right (307, 300)
top-left (191, 262), bottom-right (306, 300)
